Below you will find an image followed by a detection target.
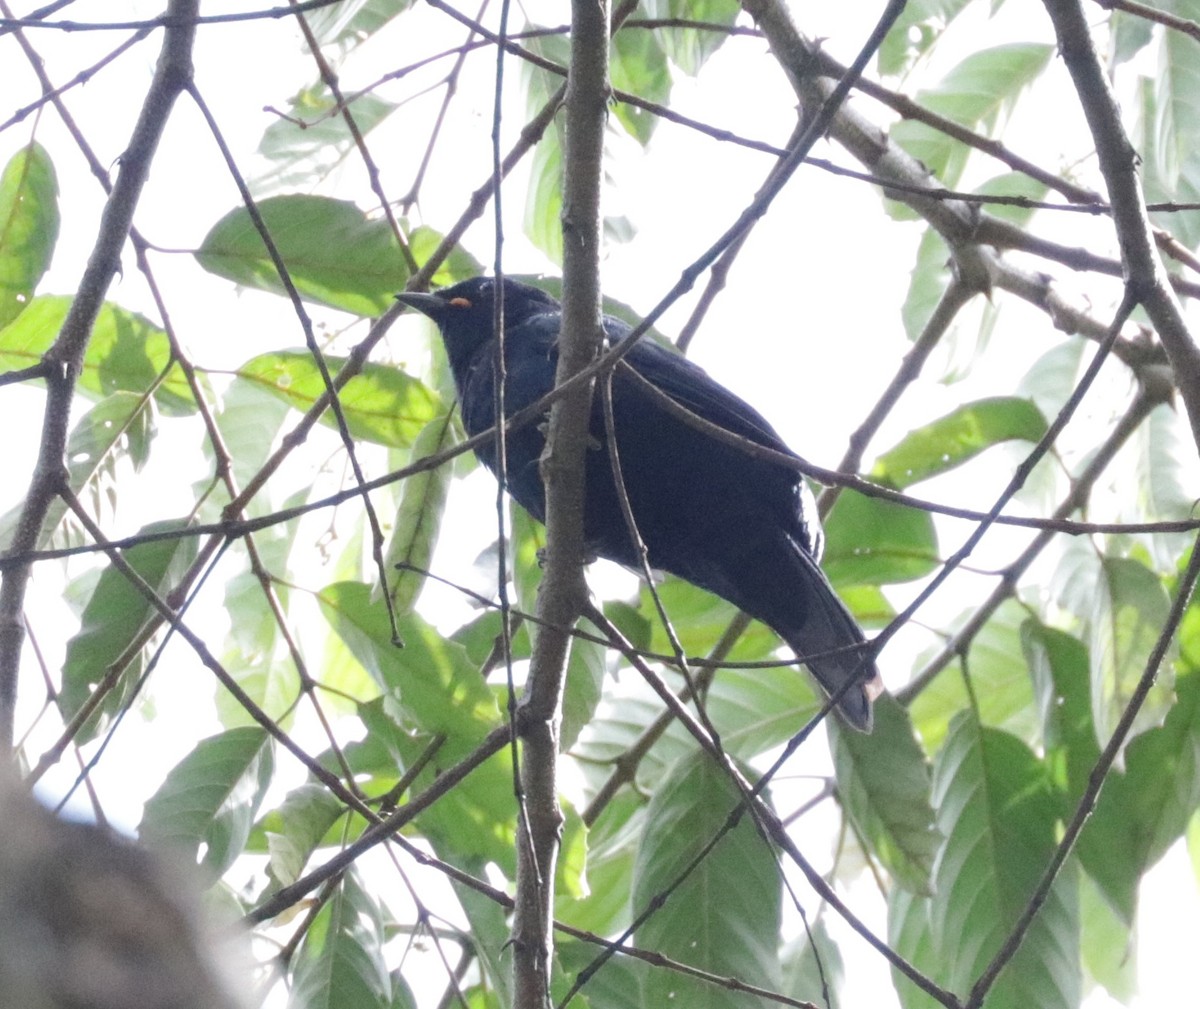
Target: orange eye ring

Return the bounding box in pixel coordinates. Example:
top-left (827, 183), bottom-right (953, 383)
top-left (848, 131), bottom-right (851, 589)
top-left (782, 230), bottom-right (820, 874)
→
top-left (448, 297), bottom-right (472, 308)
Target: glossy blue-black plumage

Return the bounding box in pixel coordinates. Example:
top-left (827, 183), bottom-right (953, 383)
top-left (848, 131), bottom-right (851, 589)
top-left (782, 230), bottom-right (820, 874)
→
top-left (396, 277), bottom-right (878, 730)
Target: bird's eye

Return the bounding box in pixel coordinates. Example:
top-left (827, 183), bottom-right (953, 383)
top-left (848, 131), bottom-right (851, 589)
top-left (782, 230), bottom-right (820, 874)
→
top-left (478, 280), bottom-right (494, 296)
top-left (449, 297), bottom-right (472, 308)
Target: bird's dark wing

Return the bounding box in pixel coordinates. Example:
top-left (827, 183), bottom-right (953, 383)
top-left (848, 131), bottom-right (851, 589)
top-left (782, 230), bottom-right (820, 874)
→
top-left (606, 317), bottom-right (796, 459)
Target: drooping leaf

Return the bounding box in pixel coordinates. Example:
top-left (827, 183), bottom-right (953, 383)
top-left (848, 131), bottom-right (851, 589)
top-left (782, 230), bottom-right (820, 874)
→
top-left (910, 600), bottom-right (1039, 752)
top-left (197, 196), bottom-right (415, 315)
top-left (890, 43), bottom-right (1054, 187)
top-left (254, 88), bottom-right (399, 194)
top-left (255, 783), bottom-right (348, 887)
top-left (829, 695), bottom-right (939, 894)
top-left (1089, 556), bottom-right (1173, 743)
top-left (0, 296), bottom-right (195, 413)
top-left (306, 0), bottom-right (413, 50)
top-left (871, 396), bottom-right (1047, 489)
top-left (640, 0), bottom-right (740, 76)
top-left (318, 581), bottom-right (499, 760)
top-left (877, 0), bottom-right (975, 77)
top-left (633, 753), bottom-right (782, 1007)
top-left (289, 870), bottom-right (393, 1009)
top-left (59, 519), bottom-right (199, 740)
top-left (384, 410), bottom-right (458, 612)
top-left (139, 726), bottom-right (274, 877)
top-left (0, 141), bottom-right (59, 327)
top-left (236, 351), bottom-right (442, 448)
top-left (922, 715), bottom-right (1080, 1009)
top-left (1077, 670), bottom-right (1200, 924)
top-left (822, 489), bottom-right (939, 586)
top-left (610, 27), bottom-right (671, 145)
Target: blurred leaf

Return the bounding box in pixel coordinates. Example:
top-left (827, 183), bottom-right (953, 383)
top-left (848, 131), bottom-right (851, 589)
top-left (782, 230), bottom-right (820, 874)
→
top-left (0, 141), bottom-right (58, 327)
top-left (1089, 556), bottom-right (1173, 742)
top-left (871, 396), bottom-right (1046, 489)
top-left (637, 574), bottom-right (780, 660)
top-left (525, 133), bottom-right (565, 264)
top-left (558, 938), bottom-right (646, 1009)
top-left (1023, 620), bottom-right (1097, 803)
top-left (290, 871), bottom-right (393, 1009)
top-left (236, 351), bottom-right (442, 448)
top-left (911, 600), bottom-right (1038, 752)
top-left (60, 519), bottom-right (198, 740)
top-left (923, 716), bottom-right (1080, 1009)
top-left (888, 886), bottom-right (940, 1009)
top-left (306, 0), bottom-right (413, 50)
top-left (319, 582), bottom-right (499, 760)
top-left (140, 726), bottom-right (274, 877)
top-left (0, 390), bottom-right (156, 551)
top-left (1154, 20), bottom-right (1200, 248)
top-left (830, 696), bottom-right (939, 894)
top-left (197, 195), bottom-right (413, 315)
top-left (634, 753), bottom-right (782, 1007)
top-left (1079, 873), bottom-right (1136, 1002)
top-left (1077, 670), bottom-right (1200, 924)
top-left (781, 919), bottom-right (844, 1008)
top-left (254, 88), bottom-right (398, 194)
top-left (898, 229), bottom-right (950, 336)
top-left (384, 411), bottom-right (457, 611)
top-left (822, 489), bottom-right (939, 586)
top-left (877, 0), bottom-right (974, 77)
top-left (256, 784), bottom-right (348, 887)
top-left (0, 296), bottom-right (195, 412)
top-left (1109, 7), bottom-right (1154, 68)
top-left (641, 0), bottom-right (740, 76)
top-left (611, 28), bottom-right (670, 144)
top-left (890, 43), bottom-right (1053, 186)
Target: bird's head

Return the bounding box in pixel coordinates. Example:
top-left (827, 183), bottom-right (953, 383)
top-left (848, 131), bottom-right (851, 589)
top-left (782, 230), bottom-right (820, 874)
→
top-left (396, 276), bottom-right (559, 368)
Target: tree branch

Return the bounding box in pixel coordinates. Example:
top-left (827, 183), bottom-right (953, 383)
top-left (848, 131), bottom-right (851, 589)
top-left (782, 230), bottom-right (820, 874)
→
top-left (0, 0), bottom-right (199, 752)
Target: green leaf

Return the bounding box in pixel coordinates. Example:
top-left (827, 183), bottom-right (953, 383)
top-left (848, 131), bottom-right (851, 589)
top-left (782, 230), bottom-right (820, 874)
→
top-left (253, 88), bottom-right (399, 194)
top-left (1155, 16), bottom-right (1200, 248)
top-left (888, 886), bottom-right (940, 1009)
top-left (306, 0), bottom-right (413, 50)
top-left (1023, 621), bottom-right (1097, 803)
top-left (0, 296), bottom-right (195, 413)
top-left (383, 411), bottom-right (458, 612)
top-left (822, 489), bottom-right (939, 586)
top-left (633, 754), bottom-right (782, 1007)
top-left (236, 351), bottom-right (442, 448)
top-left (1077, 669), bottom-right (1200, 924)
top-left (290, 871), bottom-right (393, 1009)
top-left (59, 519), bottom-right (199, 740)
top-left (196, 195), bottom-right (412, 315)
top-left (139, 726), bottom-right (274, 877)
top-left (925, 716), bottom-right (1080, 1009)
top-left (318, 582), bottom-right (499, 760)
top-left (781, 919), bottom-right (845, 1008)
top-left (0, 141), bottom-right (59, 327)
top-left (611, 28), bottom-right (670, 144)
top-left (0, 390), bottom-right (157, 551)
top-left (877, 0), bottom-right (974, 77)
top-left (1089, 556), bottom-right (1173, 742)
top-left (911, 600), bottom-right (1038, 752)
top-left (829, 696), bottom-right (939, 894)
top-left (1079, 873), bottom-right (1136, 1002)
top-left (257, 784), bottom-right (348, 887)
top-left (524, 133), bottom-right (565, 264)
top-left (871, 396), bottom-right (1047, 489)
top-left (890, 43), bottom-right (1054, 186)
top-left (640, 0), bottom-right (740, 76)
top-left (636, 574), bottom-right (780, 661)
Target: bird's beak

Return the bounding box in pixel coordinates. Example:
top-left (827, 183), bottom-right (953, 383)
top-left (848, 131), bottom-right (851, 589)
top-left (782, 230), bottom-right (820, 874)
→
top-left (395, 290), bottom-right (447, 319)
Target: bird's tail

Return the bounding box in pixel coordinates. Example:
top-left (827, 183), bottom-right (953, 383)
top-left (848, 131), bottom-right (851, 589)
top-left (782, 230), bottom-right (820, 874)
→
top-left (774, 541), bottom-right (881, 732)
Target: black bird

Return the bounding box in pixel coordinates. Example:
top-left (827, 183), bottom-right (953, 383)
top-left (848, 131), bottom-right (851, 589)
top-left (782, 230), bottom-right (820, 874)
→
top-left (396, 277), bottom-right (880, 730)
